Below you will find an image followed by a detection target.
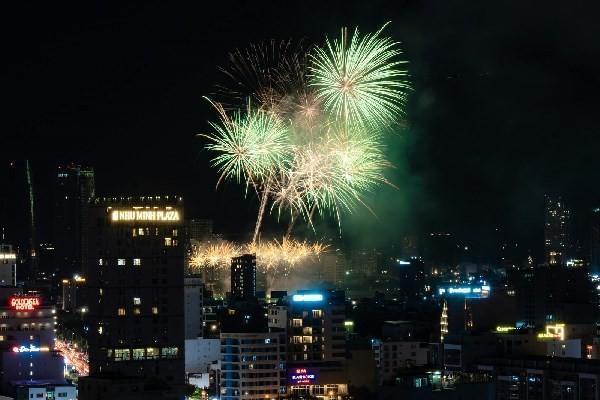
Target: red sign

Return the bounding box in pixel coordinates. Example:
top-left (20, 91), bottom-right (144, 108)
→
top-left (9, 296), bottom-right (41, 311)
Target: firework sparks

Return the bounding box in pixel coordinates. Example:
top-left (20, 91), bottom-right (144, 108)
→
top-left (309, 23), bottom-right (410, 128)
top-left (202, 23), bottom-right (409, 240)
top-left (189, 238), bottom-right (328, 273)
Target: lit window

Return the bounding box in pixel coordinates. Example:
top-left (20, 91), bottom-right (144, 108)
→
top-left (0, 335), bottom-right (4, 341)
top-left (133, 297), bottom-right (141, 305)
top-left (312, 310), bottom-right (323, 318)
top-left (133, 308), bottom-right (141, 315)
top-left (138, 228), bottom-right (145, 236)
top-left (132, 228), bottom-right (137, 237)
top-left (172, 229), bottom-right (178, 237)
top-left (292, 319), bottom-right (302, 327)
top-left (98, 258), bottom-right (103, 266)
top-left (98, 326), bottom-right (103, 335)
top-left (117, 308), bottom-right (126, 316)
top-left (161, 347), bottom-right (178, 358)
top-left (133, 258), bottom-right (141, 266)
top-left (133, 348), bottom-right (145, 360)
top-left (99, 288), bottom-right (103, 296)
top-left (117, 259), bottom-right (126, 266)
top-left (164, 238), bottom-right (172, 247)
top-left (146, 347), bottom-right (159, 359)
top-left (114, 349), bottom-right (130, 361)
top-left (152, 306), bottom-right (159, 315)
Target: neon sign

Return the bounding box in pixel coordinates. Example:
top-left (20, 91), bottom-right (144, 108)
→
top-left (110, 209), bottom-right (180, 223)
top-left (9, 296), bottom-right (41, 311)
top-left (438, 285), bottom-right (490, 299)
top-left (292, 294), bottom-right (323, 302)
top-left (537, 323), bottom-right (565, 341)
top-left (289, 368), bottom-right (316, 384)
top-left (12, 344), bottom-right (50, 353)
top-left (495, 326), bottom-right (516, 333)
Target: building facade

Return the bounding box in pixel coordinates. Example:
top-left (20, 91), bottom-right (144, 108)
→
top-left (54, 164), bottom-right (95, 278)
top-left (231, 255), bottom-right (256, 302)
top-left (0, 244), bottom-right (17, 286)
top-left (0, 288), bottom-right (63, 396)
top-left (83, 196), bottom-right (185, 392)
top-left (544, 195), bottom-right (571, 266)
top-left (287, 291), bottom-right (348, 400)
top-left (220, 331), bottom-right (285, 400)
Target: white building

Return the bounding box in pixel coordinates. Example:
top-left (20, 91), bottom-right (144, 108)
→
top-left (267, 306), bottom-right (287, 331)
top-left (14, 382), bottom-right (77, 400)
top-left (185, 338), bottom-right (220, 374)
top-left (220, 332), bottom-right (285, 400)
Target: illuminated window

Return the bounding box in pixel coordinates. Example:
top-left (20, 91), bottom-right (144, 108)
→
top-left (0, 335), bottom-right (4, 341)
top-left (133, 308), bottom-right (141, 315)
top-left (117, 308), bottom-right (126, 316)
top-left (303, 336), bottom-right (313, 343)
top-left (133, 297), bottom-right (141, 305)
top-left (161, 347), bottom-right (178, 358)
top-left (133, 348), bottom-right (145, 360)
top-left (312, 310), bottom-right (323, 318)
top-left (164, 238), bottom-right (172, 247)
top-left (152, 306), bottom-right (159, 315)
top-left (98, 258), bottom-right (103, 266)
top-left (138, 228), bottom-right (145, 236)
top-left (99, 288), bottom-right (103, 296)
top-left (293, 336), bottom-right (302, 344)
top-left (132, 228), bottom-right (137, 237)
top-left (302, 327), bottom-right (312, 335)
top-left (146, 347), bottom-right (159, 359)
top-left (133, 258), bottom-right (141, 266)
top-left (114, 349), bottom-right (130, 361)
top-left (172, 229), bottom-right (178, 237)
top-left (292, 319), bottom-right (302, 327)
top-left (107, 349), bottom-right (113, 358)
top-left (117, 259), bottom-right (126, 266)
top-left (98, 325), bottom-right (103, 335)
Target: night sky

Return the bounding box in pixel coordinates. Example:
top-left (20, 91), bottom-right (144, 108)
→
top-left (3, 1), bottom-right (600, 260)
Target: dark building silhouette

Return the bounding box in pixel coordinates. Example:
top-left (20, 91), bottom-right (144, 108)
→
top-left (230, 254), bottom-right (256, 301)
top-left (513, 266), bottom-right (595, 327)
top-left (544, 195), bottom-right (571, 266)
top-left (591, 207), bottom-right (600, 271)
top-left (81, 196), bottom-right (185, 398)
top-left (54, 164), bottom-right (95, 278)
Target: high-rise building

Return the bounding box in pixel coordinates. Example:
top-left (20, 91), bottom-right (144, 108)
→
top-left (544, 195), bottom-right (571, 266)
top-left (54, 164), bottom-right (95, 278)
top-left (591, 207), bottom-right (600, 271)
top-left (82, 196), bottom-right (185, 396)
top-left (0, 244), bottom-right (17, 286)
top-left (186, 219), bottom-right (213, 242)
top-left (61, 275), bottom-right (86, 311)
top-left (286, 290), bottom-right (348, 399)
top-left (0, 287), bottom-right (63, 396)
top-left (231, 254), bottom-right (256, 301)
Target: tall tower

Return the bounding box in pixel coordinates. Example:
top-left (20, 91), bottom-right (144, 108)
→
top-left (544, 195), bottom-right (571, 266)
top-left (83, 196), bottom-right (185, 392)
top-left (230, 254), bottom-right (256, 301)
top-left (591, 207), bottom-right (600, 271)
top-left (54, 164), bottom-right (95, 278)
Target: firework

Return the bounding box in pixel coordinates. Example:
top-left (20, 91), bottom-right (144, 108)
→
top-left (203, 23), bottom-right (409, 241)
top-left (309, 23), bottom-right (410, 128)
top-left (202, 100), bottom-right (291, 186)
top-left (189, 238), bottom-right (327, 272)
